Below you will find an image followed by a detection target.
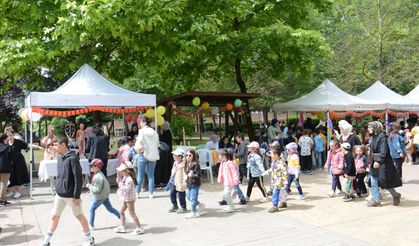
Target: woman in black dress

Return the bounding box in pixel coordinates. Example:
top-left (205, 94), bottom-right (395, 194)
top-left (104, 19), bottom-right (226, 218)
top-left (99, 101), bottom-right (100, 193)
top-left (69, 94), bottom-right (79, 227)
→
top-left (5, 127), bottom-right (30, 199)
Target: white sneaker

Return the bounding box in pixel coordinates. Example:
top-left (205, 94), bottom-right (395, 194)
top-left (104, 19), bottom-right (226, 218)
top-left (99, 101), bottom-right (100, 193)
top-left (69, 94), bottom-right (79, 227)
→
top-left (198, 202), bottom-right (205, 215)
top-left (223, 207), bottom-right (234, 213)
top-left (6, 192), bottom-right (15, 198)
top-left (185, 212), bottom-right (199, 219)
top-left (149, 194), bottom-right (154, 199)
top-left (114, 226), bottom-right (127, 233)
top-left (327, 191), bottom-right (335, 197)
top-left (82, 237), bottom-right (95, 246)
top-left (297, 195), bottom-right (305, 200)
top-left (136, 193), bottom-right (141, 199)
top-left (244, 196), bottom-right (250, 201)
top-left (13, 192), bottom-right (22, 199)
top-left (336, 190), bottom-right (343, 195)
top-left (365, 195), bottom-right (373, 201)
top-left (132, 227), bottom-right (145, 235)
top-left (89, 225), bottom-right (95, 231)
top-left (259, 197), bottom-right (269, 203)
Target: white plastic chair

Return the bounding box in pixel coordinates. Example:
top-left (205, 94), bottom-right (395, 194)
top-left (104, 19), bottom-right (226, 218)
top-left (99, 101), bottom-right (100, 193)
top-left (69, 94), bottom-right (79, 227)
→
top-left (196, 149), bottom-right (214, 184)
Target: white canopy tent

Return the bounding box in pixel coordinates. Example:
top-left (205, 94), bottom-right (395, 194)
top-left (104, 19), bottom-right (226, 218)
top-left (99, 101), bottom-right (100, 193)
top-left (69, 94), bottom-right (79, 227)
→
top-left (24, 64), bottom-right (157, 199)
top-left (272, 79), bottom-right (384, 112)
top-left (405, 84), bottom-right (419, 102)
top-left (357, 81), bottom-right (419, 111)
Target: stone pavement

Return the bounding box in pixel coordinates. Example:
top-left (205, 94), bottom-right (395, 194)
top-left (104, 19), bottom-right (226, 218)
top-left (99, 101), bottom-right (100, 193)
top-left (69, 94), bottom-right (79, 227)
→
top-left (1, 165), bottom-right (419, 246)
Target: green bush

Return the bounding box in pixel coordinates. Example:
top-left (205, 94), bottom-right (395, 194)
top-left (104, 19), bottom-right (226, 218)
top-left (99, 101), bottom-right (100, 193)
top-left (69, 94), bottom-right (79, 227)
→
top-left (171, 114), bottom-right (195, 144)
top-left (50, 118), bottom-right (70, 137)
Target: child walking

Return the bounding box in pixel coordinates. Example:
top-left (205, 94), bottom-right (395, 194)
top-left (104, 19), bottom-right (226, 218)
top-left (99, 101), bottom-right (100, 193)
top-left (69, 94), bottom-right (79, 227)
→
top-left (87, 159), bottom-right (120, 230)
top-left (324, 140), bottom-right (344, 197)
top-left (114, 162), bottom-right (144, 235)
top-left (184, 148), bottom-right (205, 219)
top-left (264, 147), bottom-right (288, 213)
top-left (342, 143), bottom-right (356, 202)
top-left (284, 142), bottom-right (305, 200)
top-left (245, 142), bottom-right (269, 203)
top-left (354, 145), bottom-right (368, 197)
top-left (218, 149), bottom-right (240, 213)
top-left (167, 148), bottom-right (188, 214)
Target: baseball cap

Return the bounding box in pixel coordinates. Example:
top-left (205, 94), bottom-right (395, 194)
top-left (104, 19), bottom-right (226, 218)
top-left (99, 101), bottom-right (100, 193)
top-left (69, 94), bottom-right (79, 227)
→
top-left (341, 142), bottom-right (351, 150)
top-left (247, 141), bottom-right (260, 149)
top-left (90, 158), bottom-right (103, 169)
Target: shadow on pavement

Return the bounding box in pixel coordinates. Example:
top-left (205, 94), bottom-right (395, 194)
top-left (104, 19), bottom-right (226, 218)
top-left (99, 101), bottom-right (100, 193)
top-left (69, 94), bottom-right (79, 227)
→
top-left (100, 236), bottom-right (142, 246)
top-left (399, 198), bottom-right (419, 208)
top-left (0, 224), bottom-right (42, 245)
top-left (144, 226), bottom-right (177, 234)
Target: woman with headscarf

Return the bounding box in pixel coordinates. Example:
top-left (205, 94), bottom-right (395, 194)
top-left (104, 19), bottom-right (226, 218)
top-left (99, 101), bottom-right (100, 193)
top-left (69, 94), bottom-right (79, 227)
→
top-left (337, 120), bottom-right (361, 152)
top-left (367, 121), bottom-right (402, 207)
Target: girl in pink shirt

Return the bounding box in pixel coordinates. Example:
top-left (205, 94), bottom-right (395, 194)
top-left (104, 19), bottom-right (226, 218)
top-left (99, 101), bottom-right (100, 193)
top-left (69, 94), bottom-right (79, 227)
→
top-left (324, 140), bottom-right (344, 197)
top-left (218, 149), bottom-right (240, 213)
top-left (117, 137), bottom-right (134, 166)
top-left (353, 145), bottom-right (368, 197)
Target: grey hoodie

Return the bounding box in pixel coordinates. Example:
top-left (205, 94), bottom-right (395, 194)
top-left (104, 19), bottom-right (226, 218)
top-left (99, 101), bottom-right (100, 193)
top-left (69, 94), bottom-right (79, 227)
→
top-left (236, 140), bottom-right (249, 165)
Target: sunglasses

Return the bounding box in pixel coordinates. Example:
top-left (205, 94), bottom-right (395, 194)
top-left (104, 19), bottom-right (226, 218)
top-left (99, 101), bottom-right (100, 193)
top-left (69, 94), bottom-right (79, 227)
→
top-left (186, 154), bottom-right (193, 157)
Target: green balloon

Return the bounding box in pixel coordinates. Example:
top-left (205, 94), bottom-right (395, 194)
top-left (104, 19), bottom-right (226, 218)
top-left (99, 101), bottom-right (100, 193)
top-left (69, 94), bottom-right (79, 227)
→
top-left (234, 98), bottom-right (242, 107)
top-left (192, 97), bottom-right (201, 107)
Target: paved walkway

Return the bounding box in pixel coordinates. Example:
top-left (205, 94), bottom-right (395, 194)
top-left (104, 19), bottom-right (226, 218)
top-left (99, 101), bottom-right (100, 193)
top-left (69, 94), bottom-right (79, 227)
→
top-left (1, 165), bottom-right (419, 246)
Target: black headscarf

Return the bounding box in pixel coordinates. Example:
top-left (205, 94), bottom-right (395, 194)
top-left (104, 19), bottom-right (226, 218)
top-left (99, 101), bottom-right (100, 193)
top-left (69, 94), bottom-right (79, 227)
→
top-left (368, 121), bottom-right (383, 136)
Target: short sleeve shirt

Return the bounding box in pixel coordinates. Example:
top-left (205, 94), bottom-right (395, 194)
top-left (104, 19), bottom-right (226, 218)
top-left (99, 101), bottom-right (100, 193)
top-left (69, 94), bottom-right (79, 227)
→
top-left (298, 136), bottom-right (313, 156)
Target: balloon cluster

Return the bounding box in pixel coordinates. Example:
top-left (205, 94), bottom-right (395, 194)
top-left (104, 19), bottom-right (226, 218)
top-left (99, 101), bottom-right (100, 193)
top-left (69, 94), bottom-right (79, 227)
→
top-left (19, 108), bottom-right (42, 122)
top-left (144, 106), bottom-right (166, 126)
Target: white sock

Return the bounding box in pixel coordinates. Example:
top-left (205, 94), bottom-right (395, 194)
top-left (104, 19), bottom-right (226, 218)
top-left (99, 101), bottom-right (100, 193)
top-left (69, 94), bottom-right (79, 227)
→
top-left (84, 231), bottom-right (93, 241)
top-left (43, 231), bottom-right (53, 244)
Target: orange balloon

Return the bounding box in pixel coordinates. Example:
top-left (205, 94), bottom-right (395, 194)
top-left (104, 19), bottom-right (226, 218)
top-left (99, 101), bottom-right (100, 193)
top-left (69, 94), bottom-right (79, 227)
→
top-left (226, 103), bottom-right (234, 111)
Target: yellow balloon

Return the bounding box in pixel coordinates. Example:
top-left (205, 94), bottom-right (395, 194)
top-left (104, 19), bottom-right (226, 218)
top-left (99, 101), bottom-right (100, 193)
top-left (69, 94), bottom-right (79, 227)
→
top-left (317, 112), bottom-right (325, 120)
top-left (200, 101), bottom-right (210, 111)
top-left (145, 108), bottom-right (155, 118)
top-left (20, 111), bottom-right (27, 121)
top-left (157, 115), bottom-right (165, 126)
top-left (157, 106), bottom-right (166, 116)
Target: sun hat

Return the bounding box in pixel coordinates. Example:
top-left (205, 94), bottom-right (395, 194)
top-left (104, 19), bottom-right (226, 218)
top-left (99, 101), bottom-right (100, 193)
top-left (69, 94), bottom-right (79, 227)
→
top-left (247, 141), bottom-right (260, 149)
top-left (116, 161), bottom-right (134, 172)
top-left (269, 141), bottom-right (279, 147)
top-left (171, 148), bottom-right (184, 156)
top-left (341, 142), bottom-right (351, 150)
top-left (90, 158), bottom-right (103, 168)
top-left (285, 142), bottom-right (298, 153)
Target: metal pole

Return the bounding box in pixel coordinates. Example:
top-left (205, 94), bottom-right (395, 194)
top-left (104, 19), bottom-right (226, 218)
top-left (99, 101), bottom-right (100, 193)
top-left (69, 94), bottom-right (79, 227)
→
top-left (122, 113), bottom-right (125, 136)
top-left (154, 106), bottom-right (158, 130)
top-left (326, 111), bottom-right (330, 150)
top-left (385, 110), bottom-right (389, 134)
top-left (29, 107), bottom-right (33, 200)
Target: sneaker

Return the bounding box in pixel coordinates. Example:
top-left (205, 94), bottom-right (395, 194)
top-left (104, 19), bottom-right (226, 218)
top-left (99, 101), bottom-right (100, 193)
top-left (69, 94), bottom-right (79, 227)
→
top-left (149, 194), bottom-right (154, 199)
top-left (177, 208), bottom-right (188, 214)
top-left (132, 227), bottom-right (145, 235)
top-left (0, 200), bottom-right (11, 206)
top-left (239, 199), bottom-right (247, 205)
top-left (13, 192), bottom-right (22, 199)
top-left (168, 206), bottom-right (178, 213)
top-left (244, 196), bottom-right (250, 202)
top-left (393, 193), bottom-right (401, 206)
top-left (198, 203), bottom-right (205, 215)
top-left (343, 196), bottom-right (354, 202)
top-left (136, 193), bottom-right (141, 199)
top-left (185, 212), bottom-right (199, 219)
top-left (82, 237), bottom-right (95, 246)
top-left (336, 190), bottom-right (343, 195)
top-left (297, 195), bottom-right (305, 200)
top-left (89, 225), bottom-right (95, 231)
top-left (365, 195), bottom-right (373, 201)
top-left (278, 202), bottom-right (287, 208)
top-left (223, 207), bottom-right (234, 213)
top-left (218, 200), bottom-right (227, 206)
top-left (268, 206), bottom-right (279, 213)
top-left (367, 201), bottom-right (381, 207)
top-left (267, 191), bottom-right (273, 196)
top-left (6, 192), bottom-right (15, 198)
top-left (327, 191), bottom-right (335, 197)
top-left (259, 197), bottom-right (269, 203)
top-left (342, 194), bottom-right (349, 200)
top-left (114, 226), bottom-right (127, 233)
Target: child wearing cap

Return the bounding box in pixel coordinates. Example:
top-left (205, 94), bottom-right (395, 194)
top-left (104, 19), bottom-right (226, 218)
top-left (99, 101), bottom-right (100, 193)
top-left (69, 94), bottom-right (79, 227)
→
top-left (342, 143), bottom-right (356, 202)
top-left (285, 142), bottom-right (305, 200)
top-left (114, 161), bottom-right (144, 235)
top-left (87, 159), bottom-right (120, 230)
top-left (246, 141), bottom-right (269, 203)
top-left (167, 148), bottom-right (188, 214)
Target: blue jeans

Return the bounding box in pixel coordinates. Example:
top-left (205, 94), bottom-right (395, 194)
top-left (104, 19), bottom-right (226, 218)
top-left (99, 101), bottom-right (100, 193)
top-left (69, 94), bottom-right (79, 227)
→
top-left (370, 175), bottom-right (397, 202)
top-left (272, 188), bottom-right (281, 206)
top-left (315, 151), bottom-right (323, 169)
top-left (89, 198), bottom-right (120, 227)
top-left (285, 174), bottom-right (303, 195)
top-left (331, 174), bottom-right (342, 192)
top-left (187, 185), bottom-right (200, 213)
top-left (136, 154), bottom-right (157, 194)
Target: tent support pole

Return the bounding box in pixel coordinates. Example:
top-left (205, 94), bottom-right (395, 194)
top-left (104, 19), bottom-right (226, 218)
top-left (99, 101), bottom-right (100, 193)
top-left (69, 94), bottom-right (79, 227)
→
top-left (154, 106), bottom-right (158, 130)
top-left (122, 113), bottom-right (125, 136)
top-left (29, 107), bottom-right (33, 200)
top-left (326, 111), bottom-right (330, 150)
top-left (385, 110), bottom-right (389, 134)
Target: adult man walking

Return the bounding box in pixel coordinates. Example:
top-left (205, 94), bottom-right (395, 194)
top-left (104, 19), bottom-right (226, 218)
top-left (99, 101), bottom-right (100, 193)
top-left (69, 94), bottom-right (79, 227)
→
top-left (42, 137), bottom-right (94, 246)
top-left (86, 123), bottom-right (110, 177)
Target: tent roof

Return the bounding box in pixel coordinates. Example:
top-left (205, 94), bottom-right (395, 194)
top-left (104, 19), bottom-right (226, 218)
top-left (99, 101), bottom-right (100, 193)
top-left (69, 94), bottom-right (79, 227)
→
top-left (273, 80), bottom-right (383, 112)
top-left (357, 81), bottom-right (419, 111)
top-left (406, 84), bottom-right (419, 102)
top-left (25, 64), bottom-right (156, 108)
